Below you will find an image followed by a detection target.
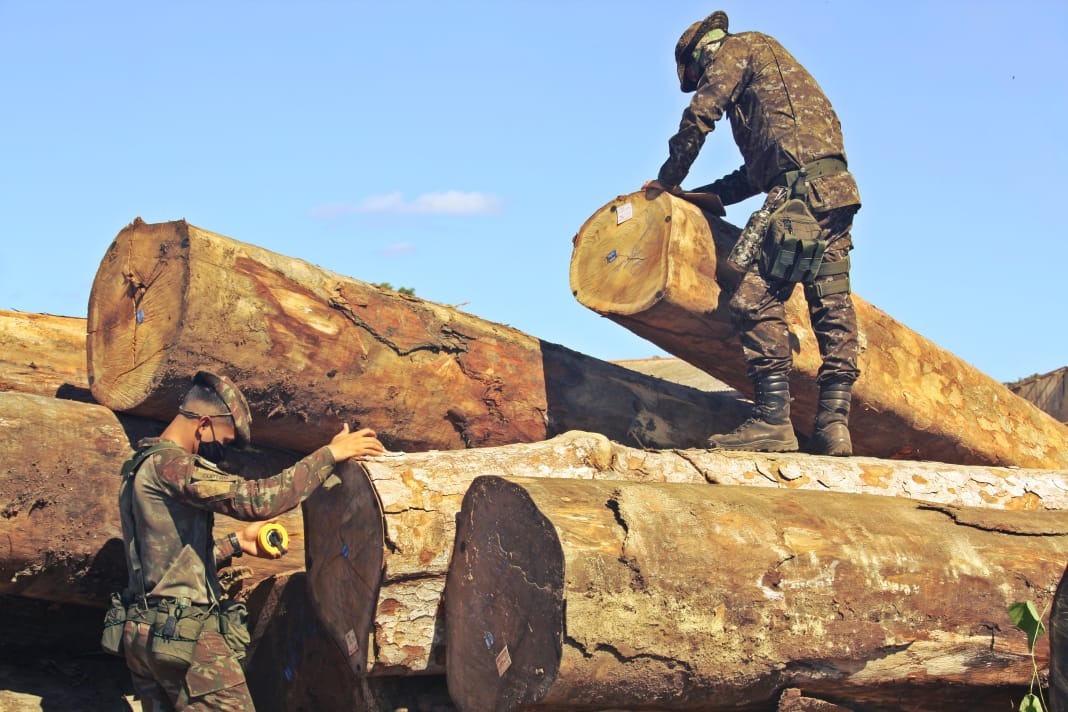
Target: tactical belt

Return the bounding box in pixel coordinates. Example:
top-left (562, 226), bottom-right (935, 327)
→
top-left (804, 255), bottom-right (851, 299)
top-left (768, 156), bottom-right (847, 198)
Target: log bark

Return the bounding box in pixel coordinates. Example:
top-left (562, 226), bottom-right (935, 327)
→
top-left (445, 475), bottom-right (1068, 711)
top-left (0, 391), bottom-right (303, 606)
top-left (303, 430), bottom-right (1068, 679)
top-left (0, 309), bottom-right (93, 402)
top-left (87, 218), bottom-right (748, 454)
top-left (570, 192), bottom-right (1068, 469)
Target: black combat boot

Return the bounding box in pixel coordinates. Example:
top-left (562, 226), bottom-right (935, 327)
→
top-left (811, 382), bottom-right (853, 456)
top-left (707, 374), bottom-right (799, 452)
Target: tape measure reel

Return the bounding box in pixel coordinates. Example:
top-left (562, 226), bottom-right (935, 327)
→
top-left (257, 522), bottom-right (289, 556)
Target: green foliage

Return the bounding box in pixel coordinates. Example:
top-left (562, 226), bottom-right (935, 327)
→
top-left (1009, 600), bottom-right (1049, 712)
top-left (1009, 601), bottom-right (1047, 652)
top-left (372, 282), bottom-right (416, 296)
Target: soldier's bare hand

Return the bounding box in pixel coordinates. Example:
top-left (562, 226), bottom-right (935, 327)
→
top-left (236, 520), bottom-right (284, 559)
top-left (327, 424), bottom-right (385, 462)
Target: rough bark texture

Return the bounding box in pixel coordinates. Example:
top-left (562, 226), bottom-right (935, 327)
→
top-left (446, 475), bottom-right (1068, 711)
top-left (570, 192), bottom-right (1068, 469)
top-left (87, 218), bottom-right (748, 455)
top-left (0, 391), bottom-right (304, 607)
top-left (0, 309), bottom-right (93, 402)
top-left (304, 430), bottom-right (1068, 679)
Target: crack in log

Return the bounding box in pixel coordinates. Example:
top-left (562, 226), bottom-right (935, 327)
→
top-left (918, 503), bottom-right (1068, 536)
top-left (672, 449), bottom-right (717, 484)
top-left (328, 291), bottom-right (472, 358)
top-left (605, 494), bottom-right (646, 591)
top-left (383, 570), bottom-right (442, 585)
top-left (563, 634), bottom-right (695, 674)
top-left (491, 532), bottom-right (556, 594)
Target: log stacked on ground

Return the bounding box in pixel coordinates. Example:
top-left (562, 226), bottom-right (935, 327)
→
top-left (0, 391), bottom-right (303, 606)
top-left (0, 309), bottom-right (93, 401)
top-left (303, 430), bottom-right (1068, 679)
top-left (87, 218), bottom-right (749, 454)
top-left (446, 475), bottom-right (1068, 711)
top-left (570, 192), bottom-right (1068, 469)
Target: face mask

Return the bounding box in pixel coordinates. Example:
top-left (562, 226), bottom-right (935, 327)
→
top-left (196, 419), bottom-right (228, 463)
top-left (197, 439), bottom-right (227, 463)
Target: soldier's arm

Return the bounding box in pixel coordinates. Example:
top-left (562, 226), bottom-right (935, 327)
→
top-left (692, 166), bottom-right (760, 206)
top-left (657, 37), bottom-right (749, 190)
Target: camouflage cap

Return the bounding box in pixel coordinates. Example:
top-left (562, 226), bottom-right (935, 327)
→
top-left (674, 10), bottom-right (729, 92)
top-left (190, 371), bottom-right (252, 448)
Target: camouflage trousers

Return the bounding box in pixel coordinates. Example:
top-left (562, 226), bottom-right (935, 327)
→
top-left (728, 204), bottom-right (860, 386)
top-left (123, 619), bottom-right (254, 711)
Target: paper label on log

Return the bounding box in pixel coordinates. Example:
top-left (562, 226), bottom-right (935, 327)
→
top-left (345, 629), bottom-right (359, 657)
top-left (495, 644), bottom-right (512, 677)
top-left (616, 202), bottom-right (633, 225)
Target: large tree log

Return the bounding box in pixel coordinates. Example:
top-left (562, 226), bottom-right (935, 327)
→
top-left (446, 476), bottom-right (1068, 711)
top-left (242, 571), bottom-right (456, 712)
top-left (0, 309), bottom-right (92, 401)
top-left (570, 192), bottom-right (1068, 469)
top-left (0, 391), bottom-right (303, 606)
top-left (304, 430), bottom-right (1068, 679)
top-left (87, 218), bottom-right (749, 454)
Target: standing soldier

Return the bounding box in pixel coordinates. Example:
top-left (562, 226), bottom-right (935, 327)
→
top-left (645, 10), bottom-right (862, 456)
top-left (107, 371), bottom-right (384, 709)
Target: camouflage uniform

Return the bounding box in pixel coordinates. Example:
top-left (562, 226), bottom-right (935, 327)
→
top-left (119, 438), bottom-right (336, 710)
top-left (658, 29), bottom-right (862, 387)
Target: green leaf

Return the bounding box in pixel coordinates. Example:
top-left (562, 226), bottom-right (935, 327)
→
top-left (1018, 692), bottom-right (1044, 712)
top-left (1008, 601), bottom-right (1047, 650)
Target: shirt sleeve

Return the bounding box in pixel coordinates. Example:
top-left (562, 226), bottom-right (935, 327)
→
top-left (657, 37), bottom-right (749, 189)
top-left (155, 446), bottom-right (338, 521)
top-left (693, 166), bottom-right (760, 206)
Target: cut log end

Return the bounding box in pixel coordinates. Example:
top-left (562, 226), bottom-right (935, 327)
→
top-left (569, 192), bottom-right (675, 315)
top-left (445, 476), bottom-right (565, 712)
top-left (303, 460), bottom-right (386, 677)
top-left (87, 219), bottom-right (190, 411)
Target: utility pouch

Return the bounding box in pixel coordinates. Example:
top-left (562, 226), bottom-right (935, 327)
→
top-left (100, 592), bottom-right (127, 656)
top-left (148, 599), bottom-right (211, 670)
top-left (762, 198), bottom-right (826, 283)
top-left (219, 600), bottom-right (251, 660)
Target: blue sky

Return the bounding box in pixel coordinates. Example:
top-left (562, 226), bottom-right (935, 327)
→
top-left (2, 1), bottom-right (1065, 384)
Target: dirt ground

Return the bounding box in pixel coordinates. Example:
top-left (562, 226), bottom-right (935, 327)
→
top-left (0, 596), bottom-right (138, 712)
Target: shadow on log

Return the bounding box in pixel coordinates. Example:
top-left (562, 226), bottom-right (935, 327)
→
top-left (87, 218), bottom-right (748, 454)
top-left (446, 476), bottom-right (1068, 711)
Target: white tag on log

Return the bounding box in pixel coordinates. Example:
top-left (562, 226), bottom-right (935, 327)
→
top-left (495, 644), bottom-right (512, 677)
top-left (616, 202), bottom-right (633, 225)
top-left (345, 629), bottom-right (359, 657)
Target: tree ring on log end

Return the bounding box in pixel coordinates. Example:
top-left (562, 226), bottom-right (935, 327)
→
top-left (88, 219), bottom-right (192, 411)
top-left (570, 193), bottom-right (674, 316)
top-left (303, 460), bottom-right (385, 677)
top-left (446, 475), bottom-right (565, 712)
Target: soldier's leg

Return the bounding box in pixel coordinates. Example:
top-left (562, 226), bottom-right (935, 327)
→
top-left (122, 619), bottom-right (178, 711)
top-left (179, 630), bottom-right (255, 711)
top-left (706, 265), bottom-right (799, 452)
top-left (805, 206), bottom-right (860, 456)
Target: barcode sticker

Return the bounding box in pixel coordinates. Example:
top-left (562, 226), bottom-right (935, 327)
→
top-left (616, 202), bottom-right (633, 225)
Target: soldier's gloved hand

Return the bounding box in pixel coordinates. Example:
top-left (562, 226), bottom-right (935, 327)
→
top-left (642, 180), bottom-right (681, 200)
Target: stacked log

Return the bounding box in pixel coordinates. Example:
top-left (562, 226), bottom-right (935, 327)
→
top-left (0, 309), bottom-right (92, 400)
top-left (86, 218), bottom-right (748, 454)
top-left (0, 390), bottom-right (304, 606)
top-left (570, 192), bottom-right (1068, 469)
top-left (445, 475), bottom-right (1068, 711)
top-left (302, 429), bottom-right (1068, 681)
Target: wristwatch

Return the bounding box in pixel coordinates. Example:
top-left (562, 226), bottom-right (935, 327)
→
top-left (228, 532), bottom-right (243, 558)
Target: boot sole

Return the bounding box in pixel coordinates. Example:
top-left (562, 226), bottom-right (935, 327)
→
top-left (707, 438), bottom-right (799, 453)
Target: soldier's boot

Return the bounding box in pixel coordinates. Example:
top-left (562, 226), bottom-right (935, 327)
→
top-left (707, 374), bottom-right (799, 452)
top-left (810, 382), bottom-right (853, 456)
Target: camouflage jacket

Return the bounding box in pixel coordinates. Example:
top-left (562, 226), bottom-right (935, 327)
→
top-left (657, 31), bottom-right (861, 211)
top-left (119, 438), bottom-right (336, 605)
